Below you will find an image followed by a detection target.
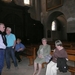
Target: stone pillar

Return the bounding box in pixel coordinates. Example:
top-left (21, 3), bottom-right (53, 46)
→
top-left (35, 0), bottom-right (41, 21)
top-left (41, 0), bottom-right (46, 12)
top-left (41, 0), bottom-right (48, 38)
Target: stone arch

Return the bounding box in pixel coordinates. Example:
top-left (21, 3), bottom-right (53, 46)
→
top-left (46, 11), bottom-right (67, 41)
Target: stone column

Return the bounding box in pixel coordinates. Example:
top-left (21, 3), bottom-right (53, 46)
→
top-left (35, 0), bottom-right (41, 21)
top-left (41, 0), bottom-right (47, 37)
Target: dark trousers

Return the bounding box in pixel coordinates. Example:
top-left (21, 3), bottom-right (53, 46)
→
top-left (5, 47), bottom-right (18, 69)
top-left (0, 49), bottom-right (5, 75)
top-left (15, 51), bottom-right (23, 61)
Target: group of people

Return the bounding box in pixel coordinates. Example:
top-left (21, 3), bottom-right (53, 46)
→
top-left (0, 23), bottom-right (68, 75)
top-left (33, 38), bottom-right (68, 75)
top-left (0, 23), bottom-right (25, 75)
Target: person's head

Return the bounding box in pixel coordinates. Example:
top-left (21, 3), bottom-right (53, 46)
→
top-left (0, 23), bottom-right (5, 32)
top-left (55, 40), bottom-right (63, 50)
top-left (16, 38), bottom-right (21, 44)
top-left (42, 38), bottom-right (47, 46)
top-left (6, 27), bottom-right (11, 34)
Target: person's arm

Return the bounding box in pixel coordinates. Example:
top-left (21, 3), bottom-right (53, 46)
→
top-left (18, 48), bottom-right (24, 51)
top-left (57, 49), bottom-right (68, 59)
top-left (18, 43), bottom-right (25, 51)
top-left (62, 50), bottom-right (68, 58)
top-left (12, 40), bottom-right (16, 48)
top-left (37, 45), bottom-right (41, 56)
top-left (12, 34), bottom-right (16, 48)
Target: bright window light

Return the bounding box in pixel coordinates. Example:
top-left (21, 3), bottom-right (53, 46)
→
top-left (51, 21), bottom-right (56, 31)
top-left (24, 0), bottom-right (30, 5)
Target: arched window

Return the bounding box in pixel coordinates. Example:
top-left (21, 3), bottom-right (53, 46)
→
top-left (51, 21), bottom-right (57, 31)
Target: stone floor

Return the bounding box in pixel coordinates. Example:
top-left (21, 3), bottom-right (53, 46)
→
top-left (2, 57), bottom-right (71, 75)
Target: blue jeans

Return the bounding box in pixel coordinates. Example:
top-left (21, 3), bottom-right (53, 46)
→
top-left (0, 49), bottom-right (5, 74)
top-left (5, 47), bottom-right (18, 69)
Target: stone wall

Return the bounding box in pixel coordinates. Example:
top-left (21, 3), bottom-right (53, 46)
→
top-left (12, 0), bottom-right (75, 33)
top-left (41, 0), bottom-right (75, 33)
top-left (14, 0), bottom-right (40, 20)
top-left (11, 0), bottom-right (75, 40)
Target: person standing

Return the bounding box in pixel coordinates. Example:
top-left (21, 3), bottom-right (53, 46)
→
top-left (0, 23), bottom-right (7, 75)
top-left (5, 27), bottom-right (18, 70)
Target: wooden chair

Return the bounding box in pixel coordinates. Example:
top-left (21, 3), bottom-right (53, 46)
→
top-left (20, 47), bottom-right (37, 66)
top-left (26, 47), bottom-right (36, 66)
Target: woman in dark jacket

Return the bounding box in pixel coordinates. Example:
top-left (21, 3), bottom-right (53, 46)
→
top-left (46, 40), bottom-right (68, 75)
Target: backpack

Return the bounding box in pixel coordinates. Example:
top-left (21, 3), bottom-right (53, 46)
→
top-left (57, 57), bottom-right (68, 72)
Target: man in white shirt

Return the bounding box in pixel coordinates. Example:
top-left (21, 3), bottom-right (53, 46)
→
top-left (0, 23), bottom-right (6, 75)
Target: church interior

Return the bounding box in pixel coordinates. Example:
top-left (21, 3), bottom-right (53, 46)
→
top-left (0, 0), bottom-right (75, 75)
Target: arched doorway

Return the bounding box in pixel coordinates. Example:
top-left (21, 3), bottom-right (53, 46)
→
top-left (47, 11), bottom-right (67, 41)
